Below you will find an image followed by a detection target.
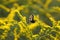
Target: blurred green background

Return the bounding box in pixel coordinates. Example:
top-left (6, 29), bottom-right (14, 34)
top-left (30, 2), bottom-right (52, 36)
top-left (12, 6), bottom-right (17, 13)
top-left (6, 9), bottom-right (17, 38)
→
top-left (0, 0), bottom-right (60, 40)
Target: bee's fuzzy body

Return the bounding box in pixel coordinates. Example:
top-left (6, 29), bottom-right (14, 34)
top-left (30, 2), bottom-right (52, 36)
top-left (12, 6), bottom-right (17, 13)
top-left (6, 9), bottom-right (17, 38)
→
top-left (29, 15), bottom-right (35, 23)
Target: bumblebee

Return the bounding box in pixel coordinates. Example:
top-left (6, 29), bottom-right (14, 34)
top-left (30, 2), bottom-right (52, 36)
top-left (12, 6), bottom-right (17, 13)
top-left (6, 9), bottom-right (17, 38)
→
top-left (29, 15), bottom-right (35, 23)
